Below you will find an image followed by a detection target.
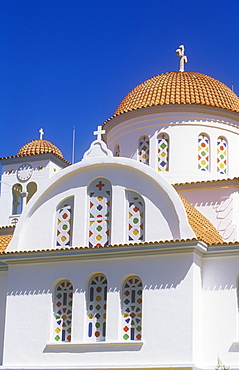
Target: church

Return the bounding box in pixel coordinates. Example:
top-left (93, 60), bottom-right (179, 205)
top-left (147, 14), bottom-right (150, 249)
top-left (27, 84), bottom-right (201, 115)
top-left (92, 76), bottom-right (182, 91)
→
top-left (1, 46), bottom-right (239, 370)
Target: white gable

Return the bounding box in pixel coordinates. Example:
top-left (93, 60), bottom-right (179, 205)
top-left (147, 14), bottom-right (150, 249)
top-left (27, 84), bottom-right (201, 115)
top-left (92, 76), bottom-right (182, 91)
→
top-left (8, 141), bottom-right (194, 252)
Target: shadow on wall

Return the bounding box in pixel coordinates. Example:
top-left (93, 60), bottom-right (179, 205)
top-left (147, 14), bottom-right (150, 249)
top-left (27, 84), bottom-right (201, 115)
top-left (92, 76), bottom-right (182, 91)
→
top-left (43, 342), bottom-right (143, 353)
top-left (7, 254), bottom-right (197, 296)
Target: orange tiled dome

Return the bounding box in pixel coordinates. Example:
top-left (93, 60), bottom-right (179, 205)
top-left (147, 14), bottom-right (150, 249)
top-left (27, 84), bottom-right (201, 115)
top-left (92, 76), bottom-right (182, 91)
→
top-left (114, 72), bottom-right (239, 116)
top-left (17, 139), bottom-right (63, 159)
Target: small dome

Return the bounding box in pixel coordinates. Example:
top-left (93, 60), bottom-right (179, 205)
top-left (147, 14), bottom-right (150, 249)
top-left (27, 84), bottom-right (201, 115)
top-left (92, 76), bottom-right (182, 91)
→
top-left (114, 71), bottom-right (239, 116)
top-left (180, 195), bottom-right (223, 245)
top-left (17, 139), bottom-right (63, 159)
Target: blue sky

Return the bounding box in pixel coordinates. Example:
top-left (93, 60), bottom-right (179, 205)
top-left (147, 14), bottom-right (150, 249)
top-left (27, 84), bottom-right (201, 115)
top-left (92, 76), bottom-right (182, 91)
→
top-left (0, 0), bottom-right (239, 163)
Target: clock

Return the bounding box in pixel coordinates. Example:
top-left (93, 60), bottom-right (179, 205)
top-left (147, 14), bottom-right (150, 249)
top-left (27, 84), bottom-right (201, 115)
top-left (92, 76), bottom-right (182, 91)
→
top-left (17, 164), bottom-right (33, 181)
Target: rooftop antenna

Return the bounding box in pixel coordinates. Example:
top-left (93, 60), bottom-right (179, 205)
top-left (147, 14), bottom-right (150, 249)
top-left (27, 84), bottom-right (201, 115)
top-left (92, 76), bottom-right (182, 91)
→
top-left (232, 82), bottom-right (234, 92)
top-left (176, 45), bottom-right (188, 72)
top-left (72, 125), bottom-right (76, 164)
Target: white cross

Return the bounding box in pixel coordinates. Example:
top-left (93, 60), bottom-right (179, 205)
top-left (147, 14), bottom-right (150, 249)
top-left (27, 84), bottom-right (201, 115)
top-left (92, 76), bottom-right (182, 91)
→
top-left (94, 125), bottom-right (105, 141)
top-left (176, 45), bottom-right (188, 72)
top-left (39, 128), bottom-right (44, 140)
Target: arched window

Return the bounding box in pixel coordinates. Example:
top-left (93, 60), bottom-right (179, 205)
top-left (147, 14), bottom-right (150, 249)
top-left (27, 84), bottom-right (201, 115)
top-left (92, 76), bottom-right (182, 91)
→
top-left (88, 178), bottom-right (111, 247)
top-left (127, 191), bottom-right (145, 242)
top-left (122, 276), bottom-right (142, 341)
top-left (53, 280), bottom-right (73, 342)
top-left (114, 144), bottom-right (120, 157)
top-left (27, 182), bottom-right (37, 203)
top-left (157, 133), bottom-right (169, 171)
top-left (56, 198), bottom-right (73, 247)
top-left (12, 183), bottom-right (22, 215)
top-left (87, 273), bottom-right (107, 341)
top-left (138, 136), bottom-right (149, 165)
top-left (198, 133), bottom-right (210, 171)
top-left (217, 136), bottom-right (227, 174)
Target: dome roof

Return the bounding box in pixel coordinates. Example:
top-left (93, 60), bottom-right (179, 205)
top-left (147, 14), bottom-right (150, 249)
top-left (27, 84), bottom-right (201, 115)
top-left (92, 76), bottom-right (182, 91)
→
top-left (17, 139), bottom-right (63, 159)
top-left (179, 194), bottom-right (223, 245)
top-left (114, 71), bottom-right (239, 116)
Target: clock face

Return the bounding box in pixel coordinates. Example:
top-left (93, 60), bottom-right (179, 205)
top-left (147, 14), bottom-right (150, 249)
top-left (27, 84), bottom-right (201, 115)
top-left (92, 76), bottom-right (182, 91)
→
top-left (17, 164), bottom-right (33, 181)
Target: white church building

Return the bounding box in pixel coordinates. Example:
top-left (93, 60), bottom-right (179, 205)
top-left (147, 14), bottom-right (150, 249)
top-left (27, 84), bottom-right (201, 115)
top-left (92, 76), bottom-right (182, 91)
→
top-left (1, 47), bottom-right (239, 370)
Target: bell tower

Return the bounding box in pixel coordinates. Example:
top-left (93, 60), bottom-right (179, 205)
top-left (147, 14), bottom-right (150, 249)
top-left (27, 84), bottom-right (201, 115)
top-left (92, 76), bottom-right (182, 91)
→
top-left (0, 131), bottom-right (70, 227)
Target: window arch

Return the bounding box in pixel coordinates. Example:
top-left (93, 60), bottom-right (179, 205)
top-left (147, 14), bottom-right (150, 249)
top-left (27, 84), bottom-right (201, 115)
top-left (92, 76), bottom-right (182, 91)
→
top-left (27, 182), bottom-right (37, 203)
top-left (87, 273), bottom-right (107, 341)
top-left (217, 136), bottom-right (227, 174)
top-left (113, 144), bottom-right (120, 157)
top-left (12, 183), bottom-right (23, 215)
top-left (122, 276), bottom-right (142, 341)
top-left (127, 191), bottom-right (145, 242)
top-left (56, 198), bottom-right (73, 247)
top-left (198, 133), bottom-right (210, 171)
top-left (157, 133), bottom-right (169, 171)
top-left (88, 178), bottom-right (111, 247)
top-left (53, 280), bottom-right (73, 342)
top-left (138, 135), bottom-right (149, 165)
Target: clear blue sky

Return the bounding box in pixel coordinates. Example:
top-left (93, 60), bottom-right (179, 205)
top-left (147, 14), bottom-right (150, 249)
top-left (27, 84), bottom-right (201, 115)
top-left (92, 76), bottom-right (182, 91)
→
top-left (0, 0), bottom-right (239, 163)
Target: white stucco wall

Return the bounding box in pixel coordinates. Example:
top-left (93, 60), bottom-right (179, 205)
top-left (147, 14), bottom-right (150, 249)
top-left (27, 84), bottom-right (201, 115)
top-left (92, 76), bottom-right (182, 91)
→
top-left (2, 248), bottom-right (200, 368)
top-left (104, 105), bottom-right (239, 184)
top-left (0, 267), bottom-right (8, 365)
top-left (178, 185), bottom-right (239, 242)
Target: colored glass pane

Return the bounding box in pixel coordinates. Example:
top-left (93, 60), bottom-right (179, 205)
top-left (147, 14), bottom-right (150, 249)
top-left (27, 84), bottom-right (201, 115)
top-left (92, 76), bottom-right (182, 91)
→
top-left (217, 137), bottom-right (227, 174)
top-left (56, 203), bottom-right (72, 246)
top-left (198, 134), bottom-right (210, 172)
top-left (114, 144), bottom-right (120, 157)
top-left (87, 273), bottom-right (107, 341)
top-left (157, 133), bottom-right (169, 171)
top-left (138, 136), bottom-right (149, 165)
top-left (127, 191), bottom-right (144, 242)
top-left (122, 276), bottom-right (142, 341)
top-left (88, 178), bottom-right (111, 247)
top-left (54, 280), bottom-right (73, 342)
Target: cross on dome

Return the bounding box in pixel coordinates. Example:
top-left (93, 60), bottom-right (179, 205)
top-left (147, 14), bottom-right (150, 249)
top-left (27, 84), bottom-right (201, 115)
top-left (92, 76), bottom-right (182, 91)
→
top-left (176, 45), bottom-right (188, 72)
top-left (39, 128), bottom-right (44, 140)
top-left (94, 125), bottom-right (105, 141)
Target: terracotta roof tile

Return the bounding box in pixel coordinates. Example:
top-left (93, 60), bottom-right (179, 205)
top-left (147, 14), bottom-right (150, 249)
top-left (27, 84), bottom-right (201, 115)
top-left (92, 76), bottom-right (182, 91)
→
top-left (0, 235), bottom-right (13, 253)
top-left (112, 71), bottom-right (239, 117)
top-left (17, 139), bottom-right (63, 158)
top-left (179, 195), bottom-right (223, 245)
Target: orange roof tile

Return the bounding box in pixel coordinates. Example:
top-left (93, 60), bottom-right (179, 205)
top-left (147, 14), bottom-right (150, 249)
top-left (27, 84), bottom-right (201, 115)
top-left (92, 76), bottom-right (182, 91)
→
top-left (180, 195), bottom-right (223, 245)
top-left (17, 139), bottom-right (63, 159)
top-left (0, 234), bottom-right (13, 253)
top-left (112, 72), bottom-right (239, 117)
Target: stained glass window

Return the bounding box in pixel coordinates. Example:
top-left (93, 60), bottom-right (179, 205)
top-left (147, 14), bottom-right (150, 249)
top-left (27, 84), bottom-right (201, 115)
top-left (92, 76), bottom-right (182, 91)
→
top-left (217, 136), bottom-right (227, 174)
top-left (56, 199), bottom-right (73, 247)
top-left (138, 136), bottom-right (149, 165)
top-left (88, 178), bottom-right (111, 247)
top-left (87, 273), bottom-right (107, 341)
top-left (127, 191), bottom-right (144, 242)
top-left (114, 144), bottom-right (120, 157)
top-left (54, 280), bottom-right (73, 342)
top-left (198, 133), bottom-right (210, 171)
top-left (157, 133), bottom-right (169, 171)
top-left (122, 276), bottom-right (142, 341)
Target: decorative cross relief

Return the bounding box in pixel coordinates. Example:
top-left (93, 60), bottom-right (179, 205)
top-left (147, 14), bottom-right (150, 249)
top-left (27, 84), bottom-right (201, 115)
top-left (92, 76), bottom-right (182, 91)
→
top-left (176, 45), bottom-right (188, 72)
top-left (94, 125), bottom-right (105, 141)
top-left (39, 128), bottom-right (44, 140)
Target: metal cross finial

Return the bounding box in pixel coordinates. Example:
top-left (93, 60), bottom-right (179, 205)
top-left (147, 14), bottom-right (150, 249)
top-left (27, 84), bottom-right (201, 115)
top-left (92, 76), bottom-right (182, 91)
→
top-left (39, 128), bottom-right (44, 140)
top-left (94, 125), bottom-right (105, 141)
top-left (176, 45), bottom-right (188, 72)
